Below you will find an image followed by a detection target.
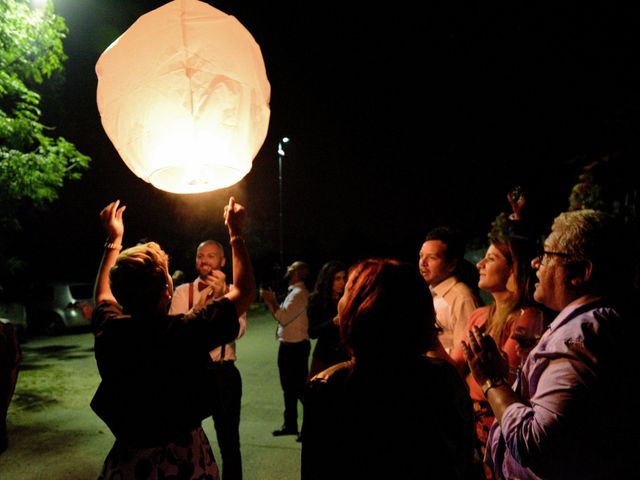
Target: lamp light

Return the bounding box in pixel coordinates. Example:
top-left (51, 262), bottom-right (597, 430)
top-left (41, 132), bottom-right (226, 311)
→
top-left (95, 0), bottom-right (271, 194)
top-left (277, 136), bottom-right (290, 267)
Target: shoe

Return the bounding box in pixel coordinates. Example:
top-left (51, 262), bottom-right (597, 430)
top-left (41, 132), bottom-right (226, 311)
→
top-left (272, 426), bottom-right (298, 437)
top-left (296, 434), bottom-right (302, 443)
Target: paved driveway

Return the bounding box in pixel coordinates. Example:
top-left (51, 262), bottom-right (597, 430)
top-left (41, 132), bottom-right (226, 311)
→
top-left (0, 305), bottom-right (304, 480)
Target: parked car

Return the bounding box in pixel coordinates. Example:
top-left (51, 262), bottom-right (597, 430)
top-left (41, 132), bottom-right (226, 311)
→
top-left (26, 282), bottom-right (94, 335)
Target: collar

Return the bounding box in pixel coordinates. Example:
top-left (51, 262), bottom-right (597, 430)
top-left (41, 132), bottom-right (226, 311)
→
top-left (430, 276), bottom-right (458, 298)
top-left (288, 281), bottom-right (305, 291)
top-left (546, 295), bottom-right (608, 335)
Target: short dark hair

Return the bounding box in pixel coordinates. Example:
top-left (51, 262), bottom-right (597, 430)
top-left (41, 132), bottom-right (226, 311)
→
top-left (425, 226), bottom-right (465, 263)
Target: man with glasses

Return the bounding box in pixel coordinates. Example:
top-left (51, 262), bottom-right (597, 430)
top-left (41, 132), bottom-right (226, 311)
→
top-left (461, 209), bottom-right (637, 479)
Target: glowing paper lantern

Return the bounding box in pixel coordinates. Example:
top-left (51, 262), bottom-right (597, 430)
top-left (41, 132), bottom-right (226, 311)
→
top-left (96, 0), bottom-right (271, 194)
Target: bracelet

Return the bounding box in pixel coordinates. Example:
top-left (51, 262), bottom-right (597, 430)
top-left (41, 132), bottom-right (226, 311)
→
top-left (481, 377), bottom-right (507, 397)
top-left (104, 241), bottom-right (122, 251)
top-left (229, 235), bottom-right (244, 244)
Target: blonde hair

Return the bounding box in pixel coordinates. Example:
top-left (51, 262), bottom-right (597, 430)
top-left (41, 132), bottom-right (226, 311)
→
top-left (109, 242), bottom-right (169, 315)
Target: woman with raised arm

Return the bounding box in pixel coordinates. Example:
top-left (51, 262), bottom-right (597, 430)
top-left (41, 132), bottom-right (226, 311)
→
top-left (91, 197), bottom-right (255, 480)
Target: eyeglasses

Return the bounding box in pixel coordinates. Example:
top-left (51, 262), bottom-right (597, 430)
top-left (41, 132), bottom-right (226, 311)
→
top-left (535, 250), bottom-right (570, 265)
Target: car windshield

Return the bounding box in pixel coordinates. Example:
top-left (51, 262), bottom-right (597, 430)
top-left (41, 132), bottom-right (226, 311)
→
top-left (70, 284), bottom-right (93, 300)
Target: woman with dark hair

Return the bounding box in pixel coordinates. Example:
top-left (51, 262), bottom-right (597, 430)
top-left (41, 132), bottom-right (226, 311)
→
top-left (306, 260), bottom-right (348, 379)
top-left (91, 197), bottom-right (255, 479)
top-left (301, 259), bottom-right (476, 480)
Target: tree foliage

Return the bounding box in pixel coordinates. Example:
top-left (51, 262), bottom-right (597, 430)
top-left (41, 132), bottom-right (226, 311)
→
top-left (0, 0), bottom-right (90, 277)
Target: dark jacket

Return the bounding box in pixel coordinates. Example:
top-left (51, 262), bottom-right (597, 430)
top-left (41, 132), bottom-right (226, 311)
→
top-left (301, 356), bottom-right (477, 480)
top-left (91, 298), bottom-right (239, 447)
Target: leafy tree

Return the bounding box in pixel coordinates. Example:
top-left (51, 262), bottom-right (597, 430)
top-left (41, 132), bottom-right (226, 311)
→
top-left (0, 0), bottom-right (89, 279)
top-left (568, 153), bottom-right (638, 223)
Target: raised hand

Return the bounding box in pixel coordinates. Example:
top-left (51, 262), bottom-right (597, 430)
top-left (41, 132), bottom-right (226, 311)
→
top-left (99, 200), bottom-right (126, 240)
top-left (224, 197), bottom-right (246, 237)
top-left (507, 186), bottom-right (525, 220)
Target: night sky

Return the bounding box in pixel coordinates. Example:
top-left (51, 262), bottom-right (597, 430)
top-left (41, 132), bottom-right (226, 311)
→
top-left (22, 1), bottom-right (640, 286)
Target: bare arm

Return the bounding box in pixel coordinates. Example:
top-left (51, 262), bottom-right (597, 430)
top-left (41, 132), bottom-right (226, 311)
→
top-left (222, 197), bottom-right (256, 317)
top-left (94, 200), bottom-right (126, 305)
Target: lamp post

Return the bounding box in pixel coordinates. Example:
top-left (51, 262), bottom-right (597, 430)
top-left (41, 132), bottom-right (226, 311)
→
top-left (277, 136), bottom-right (290, 268)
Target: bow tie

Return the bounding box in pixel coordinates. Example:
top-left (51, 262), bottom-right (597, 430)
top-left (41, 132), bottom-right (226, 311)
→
top-left (198, 281), bottom-right (208, 292)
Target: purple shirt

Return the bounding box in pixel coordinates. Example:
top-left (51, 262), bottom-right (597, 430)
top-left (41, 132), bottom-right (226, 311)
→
top-left (486, 298), bottom-right (634, 480)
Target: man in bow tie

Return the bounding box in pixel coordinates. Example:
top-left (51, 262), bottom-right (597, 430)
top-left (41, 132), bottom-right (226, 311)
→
top-left (170, 239), bottom-right (247, 480)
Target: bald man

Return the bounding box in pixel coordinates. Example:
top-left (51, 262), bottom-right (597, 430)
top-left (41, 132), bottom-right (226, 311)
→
top-left (262, 261), bottom-right (311, 441)
top-left (170, 240), bottom-right (247, 480)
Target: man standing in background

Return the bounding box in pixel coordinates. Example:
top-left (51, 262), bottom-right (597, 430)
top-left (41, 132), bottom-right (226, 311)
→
top-left (261, 261), bottom-right (310, 442)
top-left (170, 240), bottom-right (247, 480)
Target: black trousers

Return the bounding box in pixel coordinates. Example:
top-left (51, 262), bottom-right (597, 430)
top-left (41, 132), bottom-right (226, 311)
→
top-left (208, 361), bottom-right (243, 480)
top-left (277, 340), bottom-right (310, 431)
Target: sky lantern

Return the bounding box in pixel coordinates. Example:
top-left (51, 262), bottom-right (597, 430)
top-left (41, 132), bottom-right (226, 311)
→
top-left (95, 0), bottom-right (271, 194)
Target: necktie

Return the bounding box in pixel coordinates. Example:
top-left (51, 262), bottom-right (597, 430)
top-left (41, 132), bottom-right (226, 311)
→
top-left (198, 282), bottom-right (208, 292)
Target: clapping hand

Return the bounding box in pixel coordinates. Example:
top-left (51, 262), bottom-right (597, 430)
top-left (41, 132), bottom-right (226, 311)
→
top-left (201, 270), bottom-right (227, 299)
top-left (461, 326), bottom-right (509, 386)
top-left (260, 287), bottom-right (279, 315)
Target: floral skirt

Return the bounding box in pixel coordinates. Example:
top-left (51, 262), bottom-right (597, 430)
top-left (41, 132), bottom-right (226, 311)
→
top-left (98, 426), bottom-right (219, 480)
top-left (474, 400), bottom-right (495, 480)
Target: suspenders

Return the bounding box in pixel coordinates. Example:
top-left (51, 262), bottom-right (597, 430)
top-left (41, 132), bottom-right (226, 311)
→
top-left (189, 281), bottom-right (227, 361)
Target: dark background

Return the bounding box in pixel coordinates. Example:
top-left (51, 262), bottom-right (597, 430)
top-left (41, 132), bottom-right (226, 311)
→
top-left (21, 1), bottom-right (640, 286)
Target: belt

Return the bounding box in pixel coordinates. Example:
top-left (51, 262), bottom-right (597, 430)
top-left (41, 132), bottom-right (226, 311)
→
top-left (280, 339), bottom-right (310, 345)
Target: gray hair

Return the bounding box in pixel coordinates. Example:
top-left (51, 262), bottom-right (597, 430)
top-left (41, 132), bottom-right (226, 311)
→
top-left (552, 209), bottom-right (630, 292)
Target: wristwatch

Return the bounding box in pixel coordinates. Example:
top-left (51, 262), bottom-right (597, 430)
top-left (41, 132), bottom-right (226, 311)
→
top-left (481, 377), bottom-right (507, 397)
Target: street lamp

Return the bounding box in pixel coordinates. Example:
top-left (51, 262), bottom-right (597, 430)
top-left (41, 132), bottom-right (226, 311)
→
top-left (278, 136), bottom-right (290, 268)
